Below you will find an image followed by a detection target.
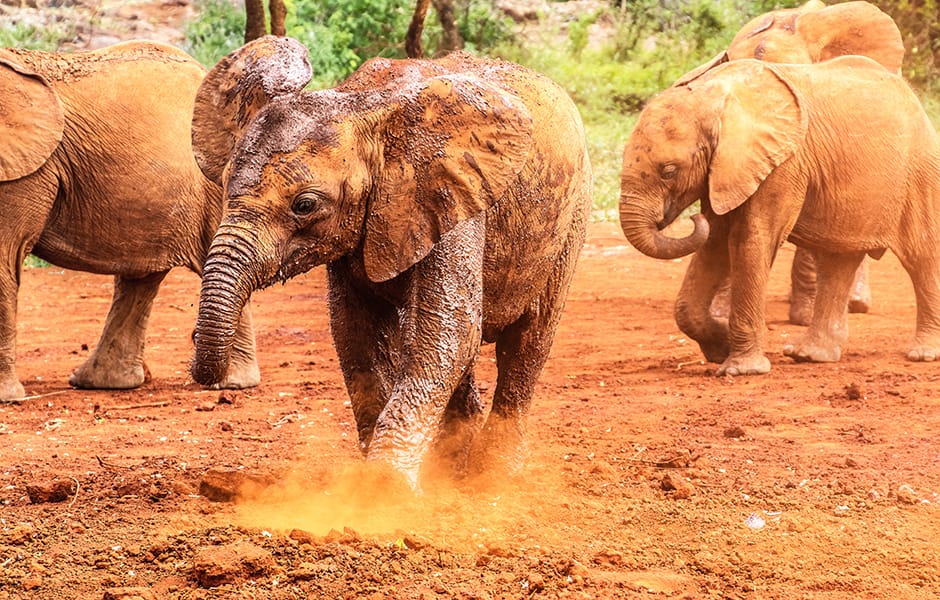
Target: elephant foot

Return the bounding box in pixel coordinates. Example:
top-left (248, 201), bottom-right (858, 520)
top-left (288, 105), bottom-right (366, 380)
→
top-left (0, 376), bottom-right (26, 403)
top-left (788, 297), bottom-right (814, 327)
top-left (69, 357), bottom-right (150, 390)
top-left (212, 354), bottom-right (261, 390)
top-left (716, 352), bottom-right (771, 376)
top-left (465, 415), bottom-right (528, 487)
top-left (783, 336), bottom-right (842, 363)
top-left (698, 339), bottom-right (729, 364)
top-left (906, 338), bottom-right (940, 362)
top-left (427, 415), bottom-right (485, 480)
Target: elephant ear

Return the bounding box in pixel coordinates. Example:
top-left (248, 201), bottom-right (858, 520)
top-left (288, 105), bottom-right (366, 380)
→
top-left (708, 62), bottom-right (806, 215)
top-left (0, 53), bottom-right (64, 182)
top-left (673, 51), bottom-right (729, 87)
top-left (363, 75), bottom-right (533, 282)
top-left (796, 1), bottom-right (904, 72)
top-left (192, 35), bottom-right (313, 185)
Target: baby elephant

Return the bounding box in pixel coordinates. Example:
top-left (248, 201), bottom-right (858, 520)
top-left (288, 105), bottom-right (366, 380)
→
top-left (0, 41), bottom-right (260, 402)
top-left (189, 37), bottom-right (592, 488)
top-left (620, 57), bottom-right (940, 376)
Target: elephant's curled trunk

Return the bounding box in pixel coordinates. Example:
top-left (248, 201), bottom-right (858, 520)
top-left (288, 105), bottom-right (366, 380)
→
top-left (192, 229), bottom-right (263, 386)
top-left (620, 202), bottom-right (710, 260)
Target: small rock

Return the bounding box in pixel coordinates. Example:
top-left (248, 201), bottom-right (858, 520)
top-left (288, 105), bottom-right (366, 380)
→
top-left (191, 542), bottom-right (275, 588)
top-left (102, 587), bottom-right (157, 600)
top-left (723, 425), bottom-right (746, 439)
top-left (5, 524), bottom-right (36, 545)
top-left (288, 529), bottom-right (320, 546)
top-left (844, 383), bottom-right (863, 400)
top-left (198, 469), bottom-right (274, 502)
top-left (526, 573), bottom-right (545, 593)
top-left (896, 483), bottom-right (920, 505)
top-left (26, 479), bottom-right (76, 503)
top-left (21, 575), bottom-right (41, 590)
top-left (660, 473), bottom-right (695, 499)
top-left (194, 403), bottom-right (215, 412)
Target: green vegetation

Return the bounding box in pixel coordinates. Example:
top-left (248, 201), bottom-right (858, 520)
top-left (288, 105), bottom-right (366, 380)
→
top-left (0, 21), bottom-right (74, 50)
top-left (185, 0), bottom-right (515, 84)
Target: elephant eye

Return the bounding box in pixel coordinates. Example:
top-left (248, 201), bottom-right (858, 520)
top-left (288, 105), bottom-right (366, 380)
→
top-left (660, 164), bottom-right (678, 180)
top-left (291, 192), bottom-right (322, 217)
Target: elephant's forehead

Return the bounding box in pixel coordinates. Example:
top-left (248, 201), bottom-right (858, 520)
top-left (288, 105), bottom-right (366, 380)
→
top-left (227, 94), bottom-right (350, 197)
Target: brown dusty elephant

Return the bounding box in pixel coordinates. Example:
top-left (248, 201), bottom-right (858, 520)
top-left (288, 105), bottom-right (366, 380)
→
top-left (189, 37), bottom-right (592, 489)
top-left (687, 0), bottom-right (905, 325)
top-left (0, 41), bottom-right (260, 402)
top-left (619, 56), bottom-right (940, 376)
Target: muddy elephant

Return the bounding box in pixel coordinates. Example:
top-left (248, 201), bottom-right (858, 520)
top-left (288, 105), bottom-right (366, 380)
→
top-left (619, 57), bottom-right (940, 376)
top-left (0, 41), bottom-right (260, 402)
top-left (189, 37), bottom-right (592, 488)
top-left (687, 0), bottom-right (905, 325)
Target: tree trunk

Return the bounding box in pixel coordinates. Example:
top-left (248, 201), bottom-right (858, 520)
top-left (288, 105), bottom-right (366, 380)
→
top-left (269, 0), bottom-right (287, 37)
top-left (406, 0), bottom-right (432, 58)
top-left (433, 0), bottom-right (463, 54)
top-left (244, 0), bottom-right (267, 43)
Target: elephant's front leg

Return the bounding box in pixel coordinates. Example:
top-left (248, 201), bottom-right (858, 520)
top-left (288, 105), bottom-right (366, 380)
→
top-left (675, 223), bottom-right (732, 363)
top-left (367, 217), bottom-right (485, 490)
top-left (328, 261), bottom-right (399, 454)
top-left (716, 223), bottom-right (779, 376)
top-left (0, 257), bottom-right (26, 402)
top-left (215, 305), bottom-right (261, 389)
top-left (70, 272), bottom-right (167, 390)
top-left (784, 251), bottom-right (864, 363)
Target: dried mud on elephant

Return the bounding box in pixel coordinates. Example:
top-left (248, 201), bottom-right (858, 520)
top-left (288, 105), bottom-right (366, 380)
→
top-left (1, 222), bottom-right (938, 599)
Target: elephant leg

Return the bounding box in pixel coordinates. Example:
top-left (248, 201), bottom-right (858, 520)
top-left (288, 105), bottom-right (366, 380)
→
top-left (468, 228), bottom-right (584, 480)
top-left (783, 251), bottom-right (863, 363)
top-left (715, 221), bottom-right (782, 376)
top-left (427, 370), bottom-right (485, 478)
top-left (70, 272), bottom-right (167, 389)
top-left (675, 228), bottom-right (732, 363)
top-left (215, 304), bottom-right (261, 389)
top-left (895, 253), bottom-right (940, 361)
top-left (847, 258), bottom-right (871, 314)
top-left (328, 261), bottom-right (397, 455)
top-left (367, 216), bottom-right (485, 489)
top-left (789, 246), bottom-right (817, 326)
top-left (0, 244), bottom-right (30, 402)
top-left (0, 176), bottom-right (55, 402)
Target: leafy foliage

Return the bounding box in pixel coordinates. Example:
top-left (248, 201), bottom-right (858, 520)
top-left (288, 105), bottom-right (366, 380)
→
top-left (185, 0), bottom-right (514, 84)
top-left (0, 21), bottom-right (75, 51)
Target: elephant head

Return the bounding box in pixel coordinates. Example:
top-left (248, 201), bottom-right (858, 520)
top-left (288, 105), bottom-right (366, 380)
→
top-left (190, 37), bottom-right (533, 385)
top-left (676, 0), bottom-right (904, 85)
top-left (0, 51), bottom-right (65, 182)
top-left (620, 60), bottom-right (806, 258)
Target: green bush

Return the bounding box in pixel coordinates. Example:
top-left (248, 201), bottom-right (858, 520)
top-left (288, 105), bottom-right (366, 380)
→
top-left (0, 21), bottom-right (74, 51)
top-left (185, 0), bottom-right (515, 85)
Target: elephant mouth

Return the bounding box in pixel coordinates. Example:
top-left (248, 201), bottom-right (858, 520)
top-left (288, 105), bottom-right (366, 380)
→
top-left (657, 202), bottom-right (687, 230)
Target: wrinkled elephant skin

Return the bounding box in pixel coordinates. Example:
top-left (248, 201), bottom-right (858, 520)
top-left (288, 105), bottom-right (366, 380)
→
top-left (0, 41), bottom-right (260, 402)
top-left (190, 37), bottom-right (593, 489)
top-left (619, 57), bottom-right (940, 376)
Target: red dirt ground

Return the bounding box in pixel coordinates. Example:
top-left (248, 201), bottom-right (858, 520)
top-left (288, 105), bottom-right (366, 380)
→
top-left (1, 221), bottom-right (939, 599)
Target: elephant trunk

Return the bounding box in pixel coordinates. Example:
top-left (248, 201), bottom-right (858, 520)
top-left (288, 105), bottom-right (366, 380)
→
top-left (192, 226), bottom-right (270, 386)
top-left (619, 196), bottom-right (710, 260)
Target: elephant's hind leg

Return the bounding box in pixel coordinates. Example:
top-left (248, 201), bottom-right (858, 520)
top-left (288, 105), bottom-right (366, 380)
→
top-left (896, 253), bottom-right (940, 361)
top-left (783, 251), bottom-right (863, 363)
top-left (469, 238), bottom-right (581, 480)
top-left (70, 272), bottom-right (166, 390)
top-left (427, 370), bottom-right (486, 479)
